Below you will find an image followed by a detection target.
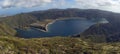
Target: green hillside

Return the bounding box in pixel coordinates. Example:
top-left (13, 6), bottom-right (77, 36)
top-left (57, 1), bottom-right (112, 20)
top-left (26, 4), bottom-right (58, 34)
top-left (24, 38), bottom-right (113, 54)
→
top-left (0, 22), bottom-right (16, 36)
top-left (0, 36), bottom-right (120, 54)
top-left (0, 14), bottom-right (39, 36)
top-left (1, 14), bottom-right (38, 28)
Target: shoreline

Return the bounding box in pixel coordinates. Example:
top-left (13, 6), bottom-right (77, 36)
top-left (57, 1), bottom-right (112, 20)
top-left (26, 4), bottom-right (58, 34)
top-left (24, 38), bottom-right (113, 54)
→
top-left (42, 17), bottom-right (86, 32)
top-left (30, 17), bottom-right (109, 33)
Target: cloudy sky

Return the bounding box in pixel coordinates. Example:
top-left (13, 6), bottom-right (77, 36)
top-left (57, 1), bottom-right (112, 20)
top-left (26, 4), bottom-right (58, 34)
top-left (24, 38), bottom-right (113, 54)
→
top-left (0, 0), bottom-right (120, 15)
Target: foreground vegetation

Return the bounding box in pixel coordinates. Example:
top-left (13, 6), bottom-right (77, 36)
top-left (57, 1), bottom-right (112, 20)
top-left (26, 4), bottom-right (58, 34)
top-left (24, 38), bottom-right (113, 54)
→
top-left (0, 36), bottom-right (120, 54)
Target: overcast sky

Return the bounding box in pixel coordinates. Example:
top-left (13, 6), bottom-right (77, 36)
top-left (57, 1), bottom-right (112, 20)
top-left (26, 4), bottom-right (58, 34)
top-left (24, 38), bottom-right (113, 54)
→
top-left (0, 0), bottom-right (120, 15)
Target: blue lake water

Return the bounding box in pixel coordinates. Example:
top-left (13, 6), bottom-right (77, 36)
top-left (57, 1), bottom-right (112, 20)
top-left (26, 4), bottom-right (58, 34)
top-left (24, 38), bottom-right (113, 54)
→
top-left (17, 18), bottom-right (108, 38)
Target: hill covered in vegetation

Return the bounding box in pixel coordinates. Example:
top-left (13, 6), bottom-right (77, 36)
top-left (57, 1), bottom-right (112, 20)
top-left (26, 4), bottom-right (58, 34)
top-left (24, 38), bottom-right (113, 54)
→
top-left (0, 36), bottom-right (120, 54)
top-left (0, 22), bottom-right (16, 36)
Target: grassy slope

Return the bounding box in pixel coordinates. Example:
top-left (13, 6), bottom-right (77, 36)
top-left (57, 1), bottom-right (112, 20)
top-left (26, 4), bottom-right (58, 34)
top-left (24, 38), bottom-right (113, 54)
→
top-left (0, 14), bottom-right (39, 36)
top-left (0, 36), bottom-right (120, 54)
top-left (1, 14), bottom-right (38, 28)
top-left (0, 23), bottom-right (16, 36)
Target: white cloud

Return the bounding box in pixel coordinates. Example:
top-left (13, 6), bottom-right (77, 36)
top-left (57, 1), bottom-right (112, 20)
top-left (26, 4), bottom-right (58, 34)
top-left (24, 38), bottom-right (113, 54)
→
top-left (1, 0), bottom-right (120, 13)
top-left (51, 0), bottom-right (66, 8)
top-left (0, 0), bottom-right (53, 8)
top-left (74, 0), bottom-right (120, 12)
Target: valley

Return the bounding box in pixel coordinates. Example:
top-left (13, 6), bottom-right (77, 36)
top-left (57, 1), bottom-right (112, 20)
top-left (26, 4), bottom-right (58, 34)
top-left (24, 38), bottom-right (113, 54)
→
top-left (1, 8), bottom-right (120, 41)
top-left (1, 8), bottom-right (120, 54)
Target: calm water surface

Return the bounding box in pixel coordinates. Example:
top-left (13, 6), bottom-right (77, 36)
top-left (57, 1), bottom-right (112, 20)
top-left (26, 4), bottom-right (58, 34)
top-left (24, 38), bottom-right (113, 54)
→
top-left (17, 18), bottom-right (108, 38)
